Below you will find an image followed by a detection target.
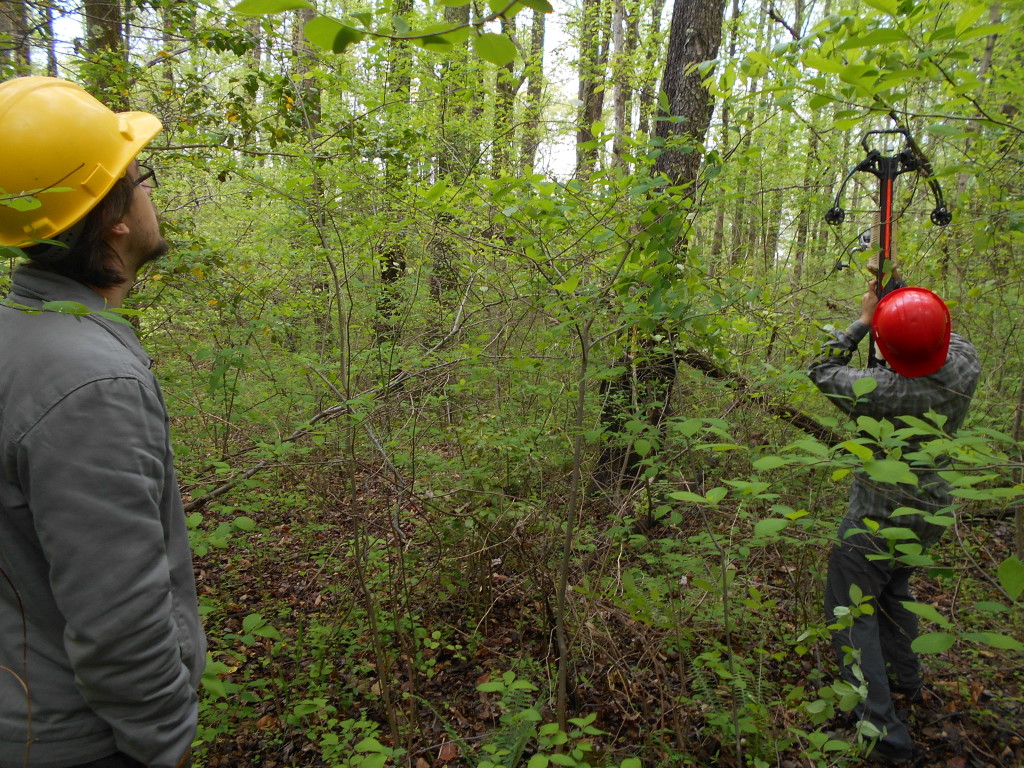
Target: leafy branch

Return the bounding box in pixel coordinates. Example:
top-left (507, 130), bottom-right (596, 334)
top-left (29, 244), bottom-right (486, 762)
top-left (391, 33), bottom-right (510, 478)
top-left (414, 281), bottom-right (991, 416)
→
top-left (230, 0), bottom-right (552, 65)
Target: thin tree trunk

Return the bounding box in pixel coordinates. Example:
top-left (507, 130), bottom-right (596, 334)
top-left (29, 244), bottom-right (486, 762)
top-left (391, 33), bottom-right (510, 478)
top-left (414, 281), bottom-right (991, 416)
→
top-left (377, 0), bottom-right (413, 341)
top-left (791, 129), bottom-right (818, 297)
top-left (1, 0), bottom-right (32, 74)
top-left (519, 9), bottom-right (546, 174)
top-left (574, 0), bottom-right (609, 179)
top-left (711, 0), bottom-right (741, 264)
top-left (492, 16), bottom-right (516, 174)
top-left (609, 0), bottom-right (627, 170)
top-left (636, 0), bottom-right (665, 138)
top-left (437, 3), bottom-right (477, 180)
top-left (43, 1), bottom-right (58, 75)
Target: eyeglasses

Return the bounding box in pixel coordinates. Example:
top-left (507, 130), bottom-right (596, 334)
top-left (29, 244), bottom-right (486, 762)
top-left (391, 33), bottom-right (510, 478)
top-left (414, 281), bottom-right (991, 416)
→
top-left (132, 164), bottom-right (158, 189)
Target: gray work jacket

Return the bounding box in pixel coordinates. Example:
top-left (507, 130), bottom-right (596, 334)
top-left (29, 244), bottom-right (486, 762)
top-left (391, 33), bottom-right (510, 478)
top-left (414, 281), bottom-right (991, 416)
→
top-left (808, 319), bottom-right (981, 547)
top-left (0, 267), bottom-right (206, 768)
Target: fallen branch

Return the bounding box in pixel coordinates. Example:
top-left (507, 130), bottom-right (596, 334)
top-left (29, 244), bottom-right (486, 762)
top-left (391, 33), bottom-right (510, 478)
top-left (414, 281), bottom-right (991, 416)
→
top-left (679, 347), bottom-right (842, 445)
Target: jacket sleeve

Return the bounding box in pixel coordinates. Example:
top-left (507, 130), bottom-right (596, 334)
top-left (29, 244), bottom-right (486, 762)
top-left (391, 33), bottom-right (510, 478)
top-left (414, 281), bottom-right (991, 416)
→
top-left (807, 320), bottom-right (946, 421)
top-left (18, 375), bottom-right (198, 768)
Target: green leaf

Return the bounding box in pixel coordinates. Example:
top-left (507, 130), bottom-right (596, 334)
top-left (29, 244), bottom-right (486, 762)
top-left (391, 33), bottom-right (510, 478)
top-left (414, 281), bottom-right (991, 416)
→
top-left (414, 33), bottom-right (454, 52)
top-left (997, 555), bottom-right (1024, 600)
top-left (862, 0), bottom-right (897, 14)
top-left (304, 16), bottom-right (364, 53)
top-left (472, 32), bottom-right (517, 66)
top-left (705, 486), bottom-right (728, 505)
top-left (852, 377), bottom-right (878, 398)
top-left (552, 273), bottom-right (580, 293)
top-left (423, 179), bottom-right (448, 203)
top-left (754, 518), bottom-right (790, 538)
top-left (841, 440), bottom-right (874, 462)
top-left (899, 601), bottom-right (949, 628)
top-left (972, 601), bottom-right (1009, 614)
top-left (392, 15), bottom-right (411, 34)
top-left (232, 0), bottom-right (314, 15)
top-left (527, 756), bottom-right (549, 768)
top-left (668, 490), bottom-right (706, 504)
top-left (242, 613), bottom-right (267, 632)
top-left (41, 300), bottom-right (91, 316)
top-left (520, 0), bottom-right (553, 11)
top-left (864, 459), bottom-right (917, 485)
top-left (911, 631), bottom-right (955, 654)
top-left (963, 632), bottom-right (1024, 652)
top-left (355, 736), bottom-right (387, 752)
top-left (955, 4), bottom-right (987, 35)
top-left (753, 455), bottom-right (789, 471)
top-left (97, 309), bottom-right (135, 327)
top-left (233, 515), bottom-right (257, 531)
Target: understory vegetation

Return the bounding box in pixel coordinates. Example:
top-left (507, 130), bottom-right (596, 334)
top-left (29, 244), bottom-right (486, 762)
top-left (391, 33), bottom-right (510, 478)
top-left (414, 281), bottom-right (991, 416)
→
top-left (3, 0), bottom-right (1024, 764)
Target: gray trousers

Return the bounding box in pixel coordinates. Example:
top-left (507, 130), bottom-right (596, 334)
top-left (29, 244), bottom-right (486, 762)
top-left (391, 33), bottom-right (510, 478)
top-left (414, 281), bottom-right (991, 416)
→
top-left (825, 528), bottom-right (923, 756)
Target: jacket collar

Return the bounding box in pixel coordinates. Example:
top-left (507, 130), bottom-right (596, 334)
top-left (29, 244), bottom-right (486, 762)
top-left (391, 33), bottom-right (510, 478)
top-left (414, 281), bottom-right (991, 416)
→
top-left (7, 266), bottom-right (152, 369)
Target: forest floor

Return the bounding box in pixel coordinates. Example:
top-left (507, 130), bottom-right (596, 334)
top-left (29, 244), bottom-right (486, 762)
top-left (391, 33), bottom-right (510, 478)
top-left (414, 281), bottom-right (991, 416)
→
top-left (191, 471), bottom-right (1024, 768)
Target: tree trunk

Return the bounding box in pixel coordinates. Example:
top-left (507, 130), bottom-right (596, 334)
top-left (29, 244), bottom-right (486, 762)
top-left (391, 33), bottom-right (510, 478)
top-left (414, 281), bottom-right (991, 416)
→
top-left (635, 0), bottom-right (665, 138)
top-left (791, 128), bottom-right (819, 302)
top-left (83, 0), bottom-right (129, 108)
top-left (1, 0), bottom-right (32, 74)
top-left (44, 1), bottom-right (57, 75)
top-left (437, 3), bottom-right (478, 181)
top-left (574, 0), bottom-right (609, 179)
top-left (652, 0), bottom-right (727, 188)
top-left (492, 16), bottom-right (517, 174)
top-left (595, 0), bottom-right (727, 488)
top-left (609, 0), bottom-right (627, 170)
top-left (710, 0), bottom-right (741, 265)
top-left (519, 9), bottom-right (546, 174)
top-left (377, 0), bottom-right (414, 340)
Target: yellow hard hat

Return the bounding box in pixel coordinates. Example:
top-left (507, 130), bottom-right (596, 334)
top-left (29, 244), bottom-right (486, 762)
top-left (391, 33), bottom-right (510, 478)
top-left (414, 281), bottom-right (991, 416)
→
top-left (0, 76), bottom-right (162, 248)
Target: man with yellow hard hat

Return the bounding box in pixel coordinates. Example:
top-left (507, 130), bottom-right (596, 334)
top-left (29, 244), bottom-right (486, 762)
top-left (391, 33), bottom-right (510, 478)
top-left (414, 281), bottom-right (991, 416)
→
top-left (0, 77), bottom-right (205, 768)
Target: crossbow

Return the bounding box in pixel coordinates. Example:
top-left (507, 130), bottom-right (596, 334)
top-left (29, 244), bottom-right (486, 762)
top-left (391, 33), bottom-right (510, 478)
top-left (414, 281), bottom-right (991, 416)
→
top-left (824, 124), bottom-right (952, 367)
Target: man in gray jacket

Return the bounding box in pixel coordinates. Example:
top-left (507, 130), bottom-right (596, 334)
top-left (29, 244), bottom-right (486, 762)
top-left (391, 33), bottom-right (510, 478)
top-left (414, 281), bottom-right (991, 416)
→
top-left (0, 78), bottom-right (206, 768)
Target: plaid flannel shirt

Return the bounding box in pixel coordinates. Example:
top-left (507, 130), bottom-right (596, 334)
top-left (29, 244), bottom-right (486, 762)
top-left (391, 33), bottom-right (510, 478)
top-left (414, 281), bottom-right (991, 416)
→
top-left (807, 320), bottom-right (981, 547)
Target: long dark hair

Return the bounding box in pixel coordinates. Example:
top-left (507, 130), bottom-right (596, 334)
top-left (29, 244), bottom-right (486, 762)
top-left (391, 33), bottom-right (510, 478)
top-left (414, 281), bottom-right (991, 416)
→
top-left (23, 175), bottom-right (135, 289)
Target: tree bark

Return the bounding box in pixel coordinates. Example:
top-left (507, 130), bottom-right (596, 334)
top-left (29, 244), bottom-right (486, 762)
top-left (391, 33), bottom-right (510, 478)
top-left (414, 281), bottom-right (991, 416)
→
top-left (492, 16), bottom-right (517, 174)
top-left (519, 8), bottom-right (546, 174)
top-left (595, 0), bottom-right (727, 488)
top-left (376, 0), bottom-right (414, 341)
top-left (609, 0), bottom-right (627, 170)
top-left (652, 0), bottom-right (727, 189)
top-left (574, 0), bottom-right (609, 179)
top-left (437, 3), bottom-right (479, 180)
top-left (83, 0), bottom-right (129, 108)
top-left (1, 0), bottom-right (31, 74)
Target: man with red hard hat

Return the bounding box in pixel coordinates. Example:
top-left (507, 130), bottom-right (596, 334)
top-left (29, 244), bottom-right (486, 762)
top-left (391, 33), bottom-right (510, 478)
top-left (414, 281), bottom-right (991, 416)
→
top-left (808, 270), bottom-right (980, 764)
top-left (0, 77), bottom-right (205, 768)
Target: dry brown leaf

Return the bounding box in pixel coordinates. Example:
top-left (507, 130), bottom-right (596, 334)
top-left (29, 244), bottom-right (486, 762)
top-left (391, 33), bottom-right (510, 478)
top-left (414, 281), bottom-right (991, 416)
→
top-left (438, 741), bottom-right (459, 763)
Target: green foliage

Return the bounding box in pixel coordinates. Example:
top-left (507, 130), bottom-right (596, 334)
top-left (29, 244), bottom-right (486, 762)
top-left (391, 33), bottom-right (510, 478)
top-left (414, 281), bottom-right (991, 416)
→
top-left (229, 0), bottom-right (547, 60)
top-left (10, 0), bottom-right (1020, 763)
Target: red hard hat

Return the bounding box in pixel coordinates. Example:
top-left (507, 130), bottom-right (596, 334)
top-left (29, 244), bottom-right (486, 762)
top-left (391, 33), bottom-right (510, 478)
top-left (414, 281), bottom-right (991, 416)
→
top-left (872, 287), bottom-right (951, 377)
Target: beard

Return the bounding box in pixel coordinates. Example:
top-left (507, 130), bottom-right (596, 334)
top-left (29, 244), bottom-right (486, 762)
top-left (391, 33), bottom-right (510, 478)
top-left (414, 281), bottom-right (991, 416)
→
top-left (140, 235), bottom-right (171, 266)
